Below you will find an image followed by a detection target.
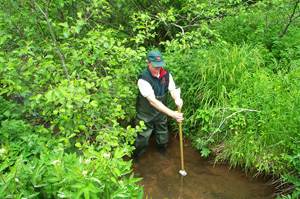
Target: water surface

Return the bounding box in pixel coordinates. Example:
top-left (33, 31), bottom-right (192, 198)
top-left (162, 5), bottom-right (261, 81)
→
top-left (130, 133), bottom-right (275, 199)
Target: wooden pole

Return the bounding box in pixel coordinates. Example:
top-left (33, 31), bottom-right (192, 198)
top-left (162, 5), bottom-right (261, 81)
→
top-left (178, 106), bottom-right (184, 172)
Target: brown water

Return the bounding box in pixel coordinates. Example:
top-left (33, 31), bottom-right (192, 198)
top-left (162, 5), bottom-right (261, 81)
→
top-left (129, 133), bottom-right (275, 199)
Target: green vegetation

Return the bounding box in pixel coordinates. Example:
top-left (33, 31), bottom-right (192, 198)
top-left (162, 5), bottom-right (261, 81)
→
top-left (1, 0), bottom-right (299, 198)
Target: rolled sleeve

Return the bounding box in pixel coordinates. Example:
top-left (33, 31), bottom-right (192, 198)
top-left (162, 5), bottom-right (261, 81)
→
top-left (137, 79), bottom-right (155, 97)
top-left (138, 73), bottom-right (176, 97)
top-left (168, 73), bottom-right (176, 91)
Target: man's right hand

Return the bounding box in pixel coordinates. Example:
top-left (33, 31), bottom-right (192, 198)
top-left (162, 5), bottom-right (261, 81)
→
top-left (173, 111), bottom-right (184, 123)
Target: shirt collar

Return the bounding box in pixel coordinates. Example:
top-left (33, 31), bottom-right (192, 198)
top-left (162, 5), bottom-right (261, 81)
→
top-left (149, 67), bottom-right (167, 79)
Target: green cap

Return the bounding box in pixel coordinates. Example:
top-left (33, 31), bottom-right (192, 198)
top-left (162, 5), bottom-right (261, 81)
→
top-left (146, 50), bottom-right (166, 67)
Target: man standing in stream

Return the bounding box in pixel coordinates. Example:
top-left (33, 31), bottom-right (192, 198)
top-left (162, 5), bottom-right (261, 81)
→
top-left (133, 50), bottom-right (184, 164)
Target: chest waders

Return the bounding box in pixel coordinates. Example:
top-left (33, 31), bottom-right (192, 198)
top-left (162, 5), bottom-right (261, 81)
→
top-left (134, 68), bottom-right (170, 157)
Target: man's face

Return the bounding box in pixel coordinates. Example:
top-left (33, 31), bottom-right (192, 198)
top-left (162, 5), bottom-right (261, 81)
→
top-left (148, 62), bottom-right (161, 75)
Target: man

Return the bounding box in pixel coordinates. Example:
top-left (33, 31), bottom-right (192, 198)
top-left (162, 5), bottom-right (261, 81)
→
top-left (133, 50), bottom-right (184, 163)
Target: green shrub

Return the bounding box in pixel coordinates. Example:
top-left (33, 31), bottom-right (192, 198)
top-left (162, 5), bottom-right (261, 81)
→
top-left (0, 148), bottom-right (143, 199)
top-left (0, 92), bottom-right (144, 199)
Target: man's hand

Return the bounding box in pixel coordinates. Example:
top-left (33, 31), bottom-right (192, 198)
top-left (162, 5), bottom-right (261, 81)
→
top-left (172, 111), bottom-right (184, 123)
top-left (175, 98), bottom-right (183, 109)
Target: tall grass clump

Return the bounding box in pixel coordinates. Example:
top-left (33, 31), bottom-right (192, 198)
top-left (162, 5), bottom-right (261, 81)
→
top-left (185, 48), bottom-right (300, 197)
top-left (213, 66), bottom-right (300, 197)
top-left (223, 66), bottom-right (299, 158)
top-left (189, 43), bottom-right (262, 108)
top-left (165, 43), bottom-right (264, 137)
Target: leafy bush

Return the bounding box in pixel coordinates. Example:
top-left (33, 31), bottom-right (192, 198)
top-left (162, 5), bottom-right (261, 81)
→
top-left (0, 1), bottom-right (147, 198)
top-left (0, 96), bottom-right (144, 198)
top-left (1, 148), bottom-right (143, 199)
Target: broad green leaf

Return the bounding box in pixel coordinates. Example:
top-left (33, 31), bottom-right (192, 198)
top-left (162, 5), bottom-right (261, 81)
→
top-left (114, 167), bottom-right (121, 177)
top-left (90, 100), bottom-right (98, 107)
top-left (4, 111), bottom-right (10, 117)
top-left (79, 125), bottom-right (86, 131)
top-left (75, 142), bottom-right (82, 147)
top-left (0, 162), bottom-right (9, 173)
top-left (63, 30), bottom-right (70, 38)
top-left (83, 96), bottom-right (90, 103)
top-left (68, 133), bottom-right (76, 138)
top-left (84, 188), bottom-right (90, 199)
top-left (75, 26), bottom-right (82, 34)
top-left (0, 183), bottom-right (8, 196)
top-left (58, 22), bottom-right (68, 28)
top-left (111, 176), bottom-right (117, 183)
top-left (45, 90), bottom-right (53, 102)
top-left (71, 183), bottom-right (85, 189)
top-left (27, 192), bottom-right (41, 198)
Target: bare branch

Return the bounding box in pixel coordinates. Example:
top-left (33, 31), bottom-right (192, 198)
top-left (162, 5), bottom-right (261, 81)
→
top-left (292, 13), bottom-right (300, 21)
top-left (278, 0), bottom-right (300, 38)
top-left (33, 0), bottom-right (70, 82)
top-left (130, 0), bottom-right (143, 12)
top-left (170, 23), bottom-right (185, 34)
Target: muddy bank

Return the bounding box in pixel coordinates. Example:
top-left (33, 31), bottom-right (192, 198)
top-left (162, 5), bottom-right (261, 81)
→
top-left (129, 133), bottom-right (275, 199)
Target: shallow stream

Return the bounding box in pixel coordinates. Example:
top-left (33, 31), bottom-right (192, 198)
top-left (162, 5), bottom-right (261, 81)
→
top-left (129, 133), bottom-right (275, 199)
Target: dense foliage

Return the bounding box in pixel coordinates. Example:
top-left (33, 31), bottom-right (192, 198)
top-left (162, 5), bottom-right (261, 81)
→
top-left (1, 0), bottom-right (299, 198)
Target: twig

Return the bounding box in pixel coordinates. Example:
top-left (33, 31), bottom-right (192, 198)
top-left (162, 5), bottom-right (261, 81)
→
top-left (170, 23), bottom-right (184, 34)
top-left (285, 130), bottom-right (300, 143)
top-left (206, 108), bottom-right (261, 143)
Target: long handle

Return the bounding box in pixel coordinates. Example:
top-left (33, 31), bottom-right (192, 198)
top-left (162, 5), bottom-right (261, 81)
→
top-left (178, 106), bottom-right (184, 171)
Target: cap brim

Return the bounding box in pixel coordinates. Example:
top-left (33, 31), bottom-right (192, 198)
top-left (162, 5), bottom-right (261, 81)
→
top-left (151, 60), bottom-right (166, 67)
